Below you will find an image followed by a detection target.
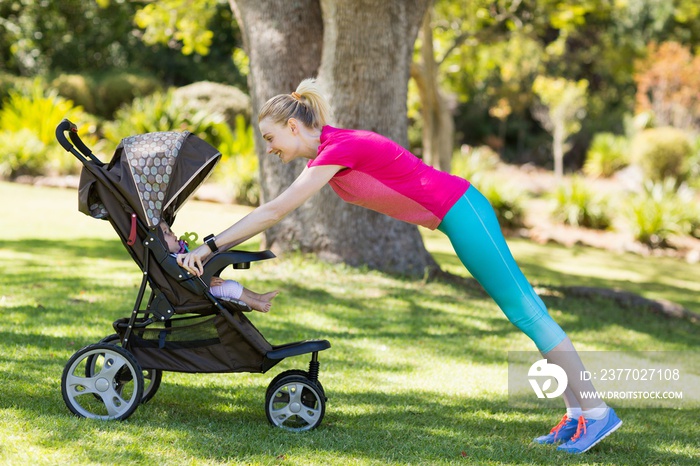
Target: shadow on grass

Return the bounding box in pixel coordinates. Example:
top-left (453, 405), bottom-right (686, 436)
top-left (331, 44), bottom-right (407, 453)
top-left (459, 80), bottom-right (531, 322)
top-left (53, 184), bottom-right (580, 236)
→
top-left (5, 374), bottom-right (696, 466)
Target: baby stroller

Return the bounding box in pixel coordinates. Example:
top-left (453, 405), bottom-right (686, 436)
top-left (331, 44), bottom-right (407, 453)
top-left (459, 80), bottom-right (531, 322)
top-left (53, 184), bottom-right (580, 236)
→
top-left (55, 119), bottom-right (331, 431)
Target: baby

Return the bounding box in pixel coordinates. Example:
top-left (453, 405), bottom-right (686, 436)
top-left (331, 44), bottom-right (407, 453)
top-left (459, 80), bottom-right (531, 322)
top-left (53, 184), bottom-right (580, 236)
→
top-left (159, 222), bottom-right (278, 312)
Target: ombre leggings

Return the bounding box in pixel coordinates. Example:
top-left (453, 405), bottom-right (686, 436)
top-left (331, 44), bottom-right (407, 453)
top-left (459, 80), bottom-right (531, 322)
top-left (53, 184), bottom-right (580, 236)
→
top-left (438, 186), bottom-right (566, 353)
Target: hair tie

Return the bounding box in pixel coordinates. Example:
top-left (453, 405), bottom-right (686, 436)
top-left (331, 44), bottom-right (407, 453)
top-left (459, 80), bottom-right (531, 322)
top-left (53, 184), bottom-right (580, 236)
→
top-left (290, 91), bottom-right (302, 102)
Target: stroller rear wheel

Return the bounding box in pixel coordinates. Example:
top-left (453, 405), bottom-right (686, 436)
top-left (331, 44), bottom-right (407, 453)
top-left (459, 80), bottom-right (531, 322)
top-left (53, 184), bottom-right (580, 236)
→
top-left (88, 334), bottom-right (162, 404)
top-left (265, 374), bottom-right (326, 431)
top-left (265, 369), bottom-right (326, 402)
top-left (62, 343), bottom-right (144, 420)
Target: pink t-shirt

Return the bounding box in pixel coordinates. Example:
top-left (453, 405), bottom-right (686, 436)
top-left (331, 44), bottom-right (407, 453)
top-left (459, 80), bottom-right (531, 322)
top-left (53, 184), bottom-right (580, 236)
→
top-left (307, 126), bottom-right (470, 230)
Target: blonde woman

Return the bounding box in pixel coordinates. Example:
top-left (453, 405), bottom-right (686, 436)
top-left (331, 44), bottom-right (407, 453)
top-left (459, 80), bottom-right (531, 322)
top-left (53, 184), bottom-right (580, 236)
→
top-left (178, 79), bottom-right (621, 453)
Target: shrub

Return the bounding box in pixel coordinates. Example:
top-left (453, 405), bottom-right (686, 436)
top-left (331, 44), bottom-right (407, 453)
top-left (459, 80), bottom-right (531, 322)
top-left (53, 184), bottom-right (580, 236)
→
top-left (631, 127), bottom-right (692, 183)
top-left (450, 145), bottom-right (500, 185)
top-left (583, 132), bottom-right (630, 178)
top-left (550, 177), bottom-right (612, 230)
top-left (0, 73), bottom-right (35, 107)
top-left (51, 74), bottom-right (97, 114)
top-left (94, 71), bottom-right (161, 118)
top-left (102, 89), bottom-right (231, 147)
top-left (173, 81), bottom-right (251, 128)
top-left (624, 178), bottom-right (693, 248)
top-left (472, 176), bottom-right (527, 231)
top-left (213, 115), bottom-right (259, 206)
top-left (0, 80), bottom-right (96, 178)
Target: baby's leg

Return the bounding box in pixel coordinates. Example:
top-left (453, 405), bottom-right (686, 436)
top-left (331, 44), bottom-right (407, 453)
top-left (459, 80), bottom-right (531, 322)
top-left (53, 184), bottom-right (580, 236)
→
top-left (240, 288), bottom-right (279, 313)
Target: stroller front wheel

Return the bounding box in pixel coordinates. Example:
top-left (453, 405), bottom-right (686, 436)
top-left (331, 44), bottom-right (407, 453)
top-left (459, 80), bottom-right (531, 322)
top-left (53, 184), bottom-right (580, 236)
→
top-left (91, 333), bottom-right (162, 404)
top-left (265, 375), bottom-right (326, 432)
top-left (61, 343), bottom-right (144, 420)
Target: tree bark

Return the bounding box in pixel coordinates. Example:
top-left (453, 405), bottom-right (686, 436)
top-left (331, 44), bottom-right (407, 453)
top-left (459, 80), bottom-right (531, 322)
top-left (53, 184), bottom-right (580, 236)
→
top-left (231, 0), bottom-right (437, 276)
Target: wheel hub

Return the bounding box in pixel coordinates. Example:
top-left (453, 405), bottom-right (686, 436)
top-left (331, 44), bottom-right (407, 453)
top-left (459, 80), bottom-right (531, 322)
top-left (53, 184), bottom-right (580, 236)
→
top-left (290, 402), bottom-right (302, 413)
top-left (95, 378), bottom-right (110, 392)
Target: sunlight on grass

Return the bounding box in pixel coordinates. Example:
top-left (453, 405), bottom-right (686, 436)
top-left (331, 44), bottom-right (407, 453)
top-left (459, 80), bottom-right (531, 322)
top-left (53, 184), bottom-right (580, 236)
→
top-left (1, 182), bottom-right (699, 465)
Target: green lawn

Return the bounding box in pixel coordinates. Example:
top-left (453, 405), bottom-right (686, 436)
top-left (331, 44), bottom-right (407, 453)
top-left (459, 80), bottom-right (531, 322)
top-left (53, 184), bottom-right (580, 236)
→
top-left (1, 181), bottom-right (698, 465)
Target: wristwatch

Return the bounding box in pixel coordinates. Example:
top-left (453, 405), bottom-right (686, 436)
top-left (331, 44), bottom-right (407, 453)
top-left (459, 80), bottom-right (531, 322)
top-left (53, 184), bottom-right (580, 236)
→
top-left (203, 234), bottom-right (219, 253)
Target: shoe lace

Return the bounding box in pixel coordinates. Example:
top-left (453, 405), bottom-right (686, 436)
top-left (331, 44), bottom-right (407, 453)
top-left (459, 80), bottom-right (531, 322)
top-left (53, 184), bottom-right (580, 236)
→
top-left (550, 415), bottom-right (570, 439)
top-left (569, 416), bottom-right (588, 442)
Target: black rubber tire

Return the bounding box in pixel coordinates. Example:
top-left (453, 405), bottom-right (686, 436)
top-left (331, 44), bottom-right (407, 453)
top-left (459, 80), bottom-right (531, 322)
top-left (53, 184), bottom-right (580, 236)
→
top-left (265, 374), bottom-right (326, 431)
top-left (89, 334), bottom-right (162, 404)
top-left (62, 343), bottom-right (144, 420)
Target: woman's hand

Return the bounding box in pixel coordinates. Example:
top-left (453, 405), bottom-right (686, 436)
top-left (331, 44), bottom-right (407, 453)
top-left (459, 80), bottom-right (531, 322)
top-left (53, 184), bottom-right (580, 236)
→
top-left (176, 245), bottom-right (209, 276)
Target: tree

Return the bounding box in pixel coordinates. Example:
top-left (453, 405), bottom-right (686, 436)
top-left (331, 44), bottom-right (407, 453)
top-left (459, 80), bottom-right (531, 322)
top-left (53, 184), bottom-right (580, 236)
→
top-left (634, 41), bottom-right (700, 131)
top-left (531, 76), bottom-right (588, 178)
top-left (229, 0), bottom-right (436, 276)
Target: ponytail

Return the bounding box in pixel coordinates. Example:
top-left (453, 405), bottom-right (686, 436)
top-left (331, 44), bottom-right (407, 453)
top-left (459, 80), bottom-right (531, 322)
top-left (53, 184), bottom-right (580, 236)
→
top-left (258, 78), bottom-right (331, 129)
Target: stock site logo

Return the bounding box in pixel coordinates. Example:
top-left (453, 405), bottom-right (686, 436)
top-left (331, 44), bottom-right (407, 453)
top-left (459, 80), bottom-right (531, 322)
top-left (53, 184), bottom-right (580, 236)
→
top-left (528, 359), bottom-right (568, 399)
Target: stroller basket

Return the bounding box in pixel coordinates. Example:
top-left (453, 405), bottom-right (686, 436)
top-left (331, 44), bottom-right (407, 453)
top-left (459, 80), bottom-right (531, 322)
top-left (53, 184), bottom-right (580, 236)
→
top-left (114, 314), bottom-right (266, 373)
top-left (56, 119), bottom-right (331, 431)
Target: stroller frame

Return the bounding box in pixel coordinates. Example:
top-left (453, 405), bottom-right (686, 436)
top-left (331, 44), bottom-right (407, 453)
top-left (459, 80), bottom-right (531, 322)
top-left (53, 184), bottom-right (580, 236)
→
top-left (56, 120), bottom-right (330, 431)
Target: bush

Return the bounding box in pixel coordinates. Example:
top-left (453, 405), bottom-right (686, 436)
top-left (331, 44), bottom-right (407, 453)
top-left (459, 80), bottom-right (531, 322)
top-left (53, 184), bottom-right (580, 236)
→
top-left (101, 88), bottom-right (231, 147)
top-left (0, 80), bottom-right (96, 178)
top-left (51, 74), bottom-right (97, 114)
top-left (472, 176), bottom-right (527, 231)
top-left (0, 72), bottom-right (35, 107)
top-left (550, 176), bottom-right (612, 230)
top-left (624, 179), bottom-right (693, 248)
top-left (583, 132), bottom-right (630, 178)
top-left (212, 115), bottom-right (259, 206)
top-left (450, 145), bottom-right (500, 184)
top-left (173, 81), bottom-right (250, 128)
top-left (631, 127), bottom-right (692, 183)
top-left (94, 71), bottom-right (161, 118)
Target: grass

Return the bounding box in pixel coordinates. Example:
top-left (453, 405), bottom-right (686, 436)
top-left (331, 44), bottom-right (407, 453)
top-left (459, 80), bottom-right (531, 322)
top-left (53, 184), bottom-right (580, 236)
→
top-left (1, 181), bottom-right (699, 465)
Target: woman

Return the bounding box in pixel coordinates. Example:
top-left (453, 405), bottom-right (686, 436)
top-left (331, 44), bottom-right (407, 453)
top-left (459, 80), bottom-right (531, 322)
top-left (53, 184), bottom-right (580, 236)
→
top-left (178, 78), bottom-right (621, 453)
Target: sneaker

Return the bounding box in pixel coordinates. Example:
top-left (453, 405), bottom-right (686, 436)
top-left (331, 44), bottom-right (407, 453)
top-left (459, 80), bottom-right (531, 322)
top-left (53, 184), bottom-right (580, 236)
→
top-left (557, 408), bottom-right (622, 454)
top-left (533, 414), bottom-right (579, 444)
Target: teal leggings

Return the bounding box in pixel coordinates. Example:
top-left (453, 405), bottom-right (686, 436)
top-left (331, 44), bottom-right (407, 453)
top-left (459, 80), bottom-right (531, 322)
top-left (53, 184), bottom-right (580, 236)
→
top-left (438, 186), bottom-right (566, 353)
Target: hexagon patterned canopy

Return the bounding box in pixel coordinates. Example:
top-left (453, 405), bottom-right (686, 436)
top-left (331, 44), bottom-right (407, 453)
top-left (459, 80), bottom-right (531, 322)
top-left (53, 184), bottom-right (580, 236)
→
top-left (86, 131), bottom-right (222, 228)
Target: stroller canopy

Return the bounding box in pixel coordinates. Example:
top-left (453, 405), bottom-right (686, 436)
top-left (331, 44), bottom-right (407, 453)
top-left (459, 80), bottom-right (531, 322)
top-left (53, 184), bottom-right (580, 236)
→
top-left (81, 131), bottom-right (221, 228)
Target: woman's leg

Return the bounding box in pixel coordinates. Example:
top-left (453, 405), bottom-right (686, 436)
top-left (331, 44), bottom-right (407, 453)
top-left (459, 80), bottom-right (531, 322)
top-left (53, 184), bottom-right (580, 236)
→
top-left (438, 187), bottom-right (620, 451)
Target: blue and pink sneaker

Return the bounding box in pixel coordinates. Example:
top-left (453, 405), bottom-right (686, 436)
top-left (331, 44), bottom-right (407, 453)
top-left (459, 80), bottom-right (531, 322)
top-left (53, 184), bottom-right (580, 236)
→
top-left (534, 414), bottom-right (579, 444)
top-left (557, 408), bottom-right (622, 454)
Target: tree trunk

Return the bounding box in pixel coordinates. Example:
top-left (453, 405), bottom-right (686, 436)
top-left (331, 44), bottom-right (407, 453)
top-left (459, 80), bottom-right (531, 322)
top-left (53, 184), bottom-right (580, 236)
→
top-left (411, 8), bottom-right (454, 173)
top-left (231, 0), bottom-right (437, 276)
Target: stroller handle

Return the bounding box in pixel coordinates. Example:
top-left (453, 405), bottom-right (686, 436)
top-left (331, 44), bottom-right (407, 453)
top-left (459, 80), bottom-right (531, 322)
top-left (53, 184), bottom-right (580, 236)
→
top-left (55, 118), bottom-right (104, 166)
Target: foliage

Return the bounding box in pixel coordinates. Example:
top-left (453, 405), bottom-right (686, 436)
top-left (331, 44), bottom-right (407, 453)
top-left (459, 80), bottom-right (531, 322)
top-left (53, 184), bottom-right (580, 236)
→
top-left (631, 126), bottom-right (693, 183)
top-left (634, 41), bottom-right (700, 131)
top-left (550, 176), bottom-right (612, 230)
top-left (0, 81), bottom-right (95, 178)
top-left (450, 144), bottom-right (500, 182)
top-left (0, 0), bottom-right (245, 87)
top-left (583, 132), bottom-right (630, 178)
top-left (134, 0), bottom-right (218, 56)
top-left (624, 178), bottom-right (694, 248)
top-left (50, 74), bottom-right (97, 114)
top-left (212, 115), bottom-right (260, 206)
top-left (101, 88), bottom-right (232, 148)
top-left (476, 176), bottom-right (527, 231)
top-left (93, 71), bottom-right (162, 118)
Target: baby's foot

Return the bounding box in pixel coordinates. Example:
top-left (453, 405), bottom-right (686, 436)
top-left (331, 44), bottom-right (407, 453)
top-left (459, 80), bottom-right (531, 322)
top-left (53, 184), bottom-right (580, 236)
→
top-left (249, 291), bottom-right (279, 313)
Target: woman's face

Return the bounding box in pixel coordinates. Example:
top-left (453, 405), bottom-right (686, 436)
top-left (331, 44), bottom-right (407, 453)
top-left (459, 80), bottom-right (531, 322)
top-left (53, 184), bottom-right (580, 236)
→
top-left (259, 117), bottom-right (302, 164)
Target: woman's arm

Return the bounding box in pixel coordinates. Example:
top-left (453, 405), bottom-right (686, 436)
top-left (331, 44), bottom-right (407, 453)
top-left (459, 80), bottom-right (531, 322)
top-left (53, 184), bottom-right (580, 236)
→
top-left (177, 164), bottom-right (342, 275)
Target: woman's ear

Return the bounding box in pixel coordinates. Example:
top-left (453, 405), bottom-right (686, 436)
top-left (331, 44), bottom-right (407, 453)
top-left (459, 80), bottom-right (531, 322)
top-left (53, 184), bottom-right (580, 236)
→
top-left (287, 118), bottom-right (299, 135)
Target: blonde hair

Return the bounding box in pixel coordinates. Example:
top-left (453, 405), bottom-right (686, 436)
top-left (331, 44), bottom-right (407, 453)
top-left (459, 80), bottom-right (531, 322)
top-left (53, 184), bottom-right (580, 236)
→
top-left (258, 78), bottom-right (331, 129)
